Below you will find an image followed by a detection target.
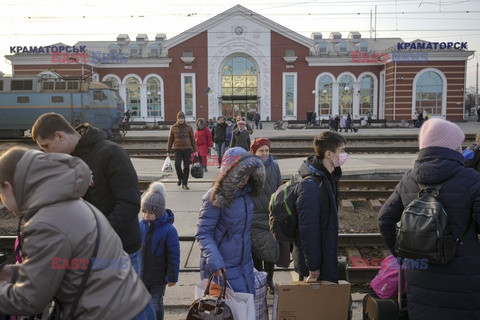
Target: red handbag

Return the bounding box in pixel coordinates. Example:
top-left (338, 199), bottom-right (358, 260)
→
top-left (186, 270), bottom-right (234, 320)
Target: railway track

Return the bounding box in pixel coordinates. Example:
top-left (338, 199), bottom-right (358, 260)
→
top-left (0, 234), bottom-right (387, 284)
top-left (124, 146), bottom-right (419, 158)
top-left (137, 179), bottom-right (399, 199)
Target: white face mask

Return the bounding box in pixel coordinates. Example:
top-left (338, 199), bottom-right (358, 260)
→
top-left (333, 152), bottom-right (348, 167)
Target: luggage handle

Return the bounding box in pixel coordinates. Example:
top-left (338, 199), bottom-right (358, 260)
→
top-left (397, 258), bottom-right (407, 312)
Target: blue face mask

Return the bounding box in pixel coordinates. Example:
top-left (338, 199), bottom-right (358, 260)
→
top-left (260, 156), bottom-right (269, 164)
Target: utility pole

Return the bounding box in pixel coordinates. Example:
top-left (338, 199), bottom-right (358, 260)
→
top-left (476, 61), bottom-right (479, 114)
top-left (370, 9), bottom-right (372, 38)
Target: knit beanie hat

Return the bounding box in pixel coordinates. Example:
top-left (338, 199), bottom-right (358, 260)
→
top-left (237, 120), bottom-right (246, 126)
top-left (141, 181), bottom-right (166, 218)
top-left (418, 118), bottom-right (465, 151)
top-left (250, 138), bottom-right (271, 154)
top-left (177, 111), bottom-right (185, 119)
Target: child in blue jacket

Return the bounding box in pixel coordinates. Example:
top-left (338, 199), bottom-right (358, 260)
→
top-left (140, 182), bottom-right (180, 320)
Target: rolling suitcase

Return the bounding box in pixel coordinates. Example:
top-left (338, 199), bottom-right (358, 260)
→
top-left (363, 259), bottom-right (409, 320)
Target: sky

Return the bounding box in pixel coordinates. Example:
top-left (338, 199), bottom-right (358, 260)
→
top-left (1, 0), bottom-right (479, 89)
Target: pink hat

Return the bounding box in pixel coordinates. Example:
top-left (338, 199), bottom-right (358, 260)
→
top-left (418, 118), bottom-right (464, 150)
top-left (237, 120), bottom-right (246, 126)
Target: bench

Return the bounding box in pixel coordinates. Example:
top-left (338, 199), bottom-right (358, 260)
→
top-left (352, 119), bottom-right (387, 128)
top-left (287, 120), bottom-right (307, 129)
top-left (157, 120), bottom-right (176, 130)
top-left (128, 121), bottom-right (147, 129)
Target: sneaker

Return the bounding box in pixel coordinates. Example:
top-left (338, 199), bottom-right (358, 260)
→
top-left (183, 184), bottom-right (189, 190)
top-left (177, 180), bottom-right (182, 186)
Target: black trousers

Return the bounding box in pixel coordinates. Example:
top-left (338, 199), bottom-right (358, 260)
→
top-left (253, 257), bottom-right (274, 283)
top-left (174, 149), bottom-right (191, 186)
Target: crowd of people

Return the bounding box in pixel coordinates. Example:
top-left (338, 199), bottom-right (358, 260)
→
top-left (0, 111), bottom-right (479, 320)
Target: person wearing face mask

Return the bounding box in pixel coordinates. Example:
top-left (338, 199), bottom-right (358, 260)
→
top-left (249, 138), bottom-right (287, 294)
top-left (379, 118), bottom-right (480, 319)
top-left (293, 131), bottom-right (347, 284)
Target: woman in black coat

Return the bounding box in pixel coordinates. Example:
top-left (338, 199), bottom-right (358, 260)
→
top-left (378, 118), bottom-right (480, 320)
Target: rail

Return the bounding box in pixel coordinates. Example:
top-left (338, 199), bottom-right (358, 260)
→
top-left (0, 234), bottom-right (386, 283)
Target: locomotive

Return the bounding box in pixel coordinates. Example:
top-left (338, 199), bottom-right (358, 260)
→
top-left (0, 76), bottom-right (124, 138)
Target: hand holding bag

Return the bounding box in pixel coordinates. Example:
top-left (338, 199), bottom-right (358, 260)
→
top-left (186, 270), bottom-right (233, 320)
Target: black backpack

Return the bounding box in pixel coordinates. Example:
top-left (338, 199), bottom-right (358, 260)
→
top-left (269, 175), bottom-right (324, 242)
top-left (395, 182), bottom-right (472, 264)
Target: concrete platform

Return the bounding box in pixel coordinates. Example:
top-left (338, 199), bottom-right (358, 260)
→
top-left (130, 122), bottom-right (480, 319)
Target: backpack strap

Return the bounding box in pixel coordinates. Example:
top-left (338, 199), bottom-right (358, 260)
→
top-left (455, 213), bottom-right (474, 247)
top-left (418, 180), bottom-right (446, 197)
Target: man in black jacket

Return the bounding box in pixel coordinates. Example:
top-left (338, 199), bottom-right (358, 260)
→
top-left (31, 112), bottom-right (142, 274)
top-left (212, 116), bottom-right (228, 168)
top-left (294, 131), bottom-right (346, 284)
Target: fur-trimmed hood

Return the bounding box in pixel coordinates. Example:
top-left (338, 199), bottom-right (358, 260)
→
top-left (210, 147), bottom-right (265, 207)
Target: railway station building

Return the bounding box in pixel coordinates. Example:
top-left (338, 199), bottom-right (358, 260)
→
top-left (6, 5), bottom-right (474, 123)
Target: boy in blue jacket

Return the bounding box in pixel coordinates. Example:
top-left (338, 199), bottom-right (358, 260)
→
top-left (140, 182), bottom-right (180, 320)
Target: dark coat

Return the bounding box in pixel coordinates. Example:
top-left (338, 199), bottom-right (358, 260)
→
top-left (196, 148), bottom-right (266, 295)
top-left (72, 125), bottom-right (141, 254)
top-left (465, 147), bottom-right (480, 173)
top-left (378, 147), bottom-right (480, 320)
top-left (213, 122), bottom-right (227, 143)
top-left (230, 129), bottom-right (251, 151)
top-left (251, 156), bottom-right (282, 263)
top-left (293, 156), bottom-right (340, 283)
top-left (140, 209), bottom-right (180, 285)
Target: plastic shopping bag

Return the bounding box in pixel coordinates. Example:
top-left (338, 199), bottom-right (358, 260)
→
top-left (225, 289), bottom-right (255, 320)
top-left (161, 156), bottom-right (173, 173)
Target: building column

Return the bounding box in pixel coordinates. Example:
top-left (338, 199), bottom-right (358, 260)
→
top-left (119, 84), bottom-right (127, 112)
top-left (140, 84), bottom-right (147, 120)
top-left (332, 82), bottom-right (340, 116)
top-left (353, 81), bottom-right (360, 119)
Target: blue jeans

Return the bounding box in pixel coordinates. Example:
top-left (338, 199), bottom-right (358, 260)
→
top-left (215, 141), bottom-right (226, 167)
top-left (131, 301), bottom-right (157, 320)
top-left (129, 249), bottom-right (142, 275)
top-left (146, 284), bottom-right (166, 320)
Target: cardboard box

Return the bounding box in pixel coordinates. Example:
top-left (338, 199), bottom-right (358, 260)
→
top-left (273, 280), bottom-right (351, 320)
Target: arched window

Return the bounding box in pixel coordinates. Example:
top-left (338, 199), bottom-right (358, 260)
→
top-left (317, 75), bottom-right (333, 116)
top-left (221, 56), bottom-right (258, 119)
top-left (415, 70), bottom-right (444, 116)
top-left (338, 75), bottom-right (353, 115)
top-left (146, 77), bottom-right (161, 118)
top-left (359, 75), bottom-right (374, 115)
top-left (125, 77), bottom-right (140, 117)
top-left (103, 76), bottom-right (119, 91)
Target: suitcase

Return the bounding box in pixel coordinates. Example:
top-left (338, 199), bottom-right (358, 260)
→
top-left (363, 259), bottom-right (409, 320)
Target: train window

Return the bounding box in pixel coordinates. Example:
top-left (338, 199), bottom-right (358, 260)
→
top-left (52, 96), bottom-right (64, 103)
top-left (43, 82), bottom-right (54, 90)
top-left (93, 90), bottom-right (107, 101)
top-left (17, 96), bottom-right (29, 103)
top-left (55, 82), bottom-right (66, 90)
top-left (67, 81), bottom-right (79, 90)
top-left (11, 80), bottom-right (33, 91)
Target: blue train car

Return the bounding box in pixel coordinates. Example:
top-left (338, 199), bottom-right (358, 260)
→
top-left (0, 76), bottom-right (124, 137)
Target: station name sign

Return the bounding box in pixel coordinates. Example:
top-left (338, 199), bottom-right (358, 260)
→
top-left (10, 45), bottom-right (87, 54)
top-left (397, 42), bottom-right (468, 50)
